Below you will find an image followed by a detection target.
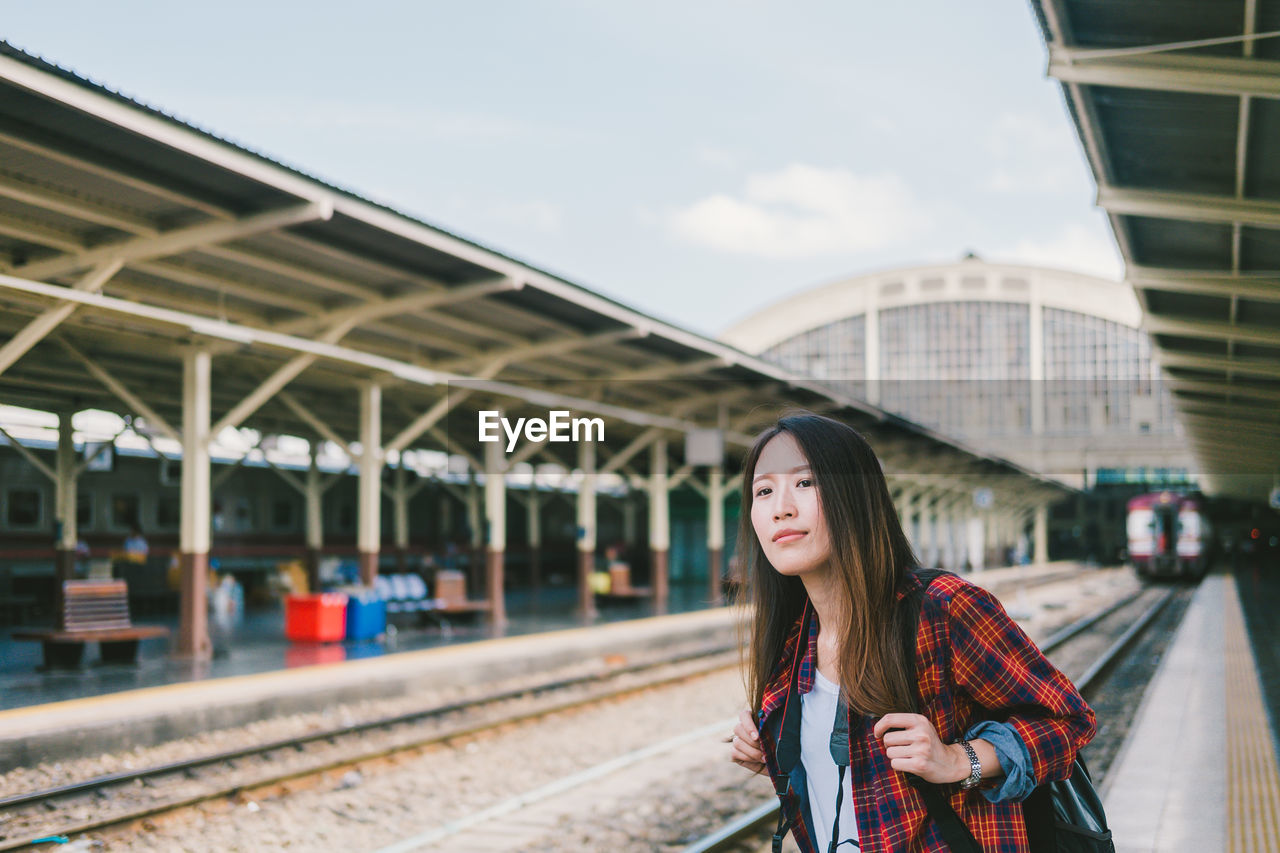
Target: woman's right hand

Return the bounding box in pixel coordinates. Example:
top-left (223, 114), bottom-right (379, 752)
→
top-left (729, 708), bottom-right (766, 775)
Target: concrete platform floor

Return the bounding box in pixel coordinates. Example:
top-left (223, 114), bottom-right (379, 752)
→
top-left (1102, 564), bottom-right (1280, 853)
top-left (0, 582), bottom-right (717, 712)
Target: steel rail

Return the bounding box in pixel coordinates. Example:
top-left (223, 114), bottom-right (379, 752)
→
top-left (0, 642), bottom-right (738, 812)
top-left (678, 799), bottom-right (779, 853)
top-left (1075, 588), bottom-right (1176, 696)
top-left (1, 644), bottom-right (742, 850)
top-left (1039, 588), bottom-right (1146, 654)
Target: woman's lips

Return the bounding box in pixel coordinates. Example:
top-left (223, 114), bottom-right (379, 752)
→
top-left (773, 531), bottom-right (806, 543)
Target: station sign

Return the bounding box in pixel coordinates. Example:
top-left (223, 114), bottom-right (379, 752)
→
top-left (82, 442), bottom-right (113, 472)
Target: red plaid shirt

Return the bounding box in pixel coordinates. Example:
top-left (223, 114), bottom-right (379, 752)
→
top-left (756, 571), bottom-right (1096, 852)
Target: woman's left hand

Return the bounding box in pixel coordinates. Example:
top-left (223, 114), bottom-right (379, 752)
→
top-left (872, 713), bottom-right (967, 784)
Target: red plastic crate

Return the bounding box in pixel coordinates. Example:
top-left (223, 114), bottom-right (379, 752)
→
top-left (284, 593), bottom-right (348, 642)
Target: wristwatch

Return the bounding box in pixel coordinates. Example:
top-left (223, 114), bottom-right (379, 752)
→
top-left (957, 739), bottom-right (982, 790)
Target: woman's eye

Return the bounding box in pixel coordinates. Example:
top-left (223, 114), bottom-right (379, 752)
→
top-left (755, 487), bottom-right (771, 498)
top-left (797, 478), bottom-right (813, 488)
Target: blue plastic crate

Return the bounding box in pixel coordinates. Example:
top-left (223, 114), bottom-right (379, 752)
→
top-left (344, 596), bottom-right (387, 640)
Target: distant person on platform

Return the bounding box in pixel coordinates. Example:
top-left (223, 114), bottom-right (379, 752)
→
top-left (123, 526), bottom-right (149, 562)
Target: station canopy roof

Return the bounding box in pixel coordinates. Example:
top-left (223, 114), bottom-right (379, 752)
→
top-left (1033, 0), bottom-right (1280, 501)
top-left (0, 41), bottom-right (1067, 505)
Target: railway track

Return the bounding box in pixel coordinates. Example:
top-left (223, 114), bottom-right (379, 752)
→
top-left (1, 567), bottom-right (1148, 851)
top-left (371, 581), bottom-right (1171, 853)
top-left (0, 643), bottom-right (742, 851)
top-left (679, 583), bottom-right (1183, 853)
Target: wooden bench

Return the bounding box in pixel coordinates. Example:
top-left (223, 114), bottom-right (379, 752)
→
top-left (431, 569), bottom-right (491, 615)
top-left (13, 579), bottom-right (169, 668)
top-left (595, 563), bottom-right (651, 602)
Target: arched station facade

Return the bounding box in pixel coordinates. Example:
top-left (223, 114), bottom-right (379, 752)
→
top-left (721, 258), bottom-right (1199, 562)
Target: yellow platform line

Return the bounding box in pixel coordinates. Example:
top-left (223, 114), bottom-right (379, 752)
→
top-left (1224, 573), bottom-right (1280, 853)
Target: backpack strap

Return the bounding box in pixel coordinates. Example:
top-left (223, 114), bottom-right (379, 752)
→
top-left (771, 602), bottom-right (810, 852)
top-left (777, 602), bottom-right (860, 853)
top-left (900, 568), bottom-right (983, 853)
top-left (776, 602), bottom-right (810, 774)
top-left (907, 776), bottom-right (983, 853)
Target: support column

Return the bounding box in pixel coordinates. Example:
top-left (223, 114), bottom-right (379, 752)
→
top-left (707, 465), bottom-right (724, 605)
top-left (1018, 510), bottom-right (1033, 564)
top-left (922, 499), bottom-right (937, 567)
top-left (994, 512), bottom-right (1010, 567)
top-left (52, 411), bottom-right (78, 628)
top-left (466, 468), bottom-right (482, 593)
top-left (576, 441), bottom-right (598, 619)
top-left (305, 443), bottom-right (323, 593)
top-left (952, 507), bottom-right (966, 571)
top-left (178, 349), bottom-right (212, 660)
top-left (968, 514), bottom-right (984, 572)
top-left (898, 491), bottom-right (918, 555)
top-left (1034, 503), bottom-right (1049, 566)
top-left (982, 512), bottom-right (997, 569)
top-left (948, 502), bottom-right (963, 571)
top-left (357, 383), bottom-right (382, 586)
top-left (919, 499), bottom-right (931, 561)
top-left (649, 439), bottom-right (670, 614)
top-left (54, 411), bottom-right (77, 589)
top-left (439, 487), bottom-right (453, 546)
top-left (939, 503), bottom-right (955, 571)
top-left (484, 436), bottom-right (507, 626)
top-left (393, 461), bottom-right (409, 570)
top-left (526, 481), bottom-right (541, 591)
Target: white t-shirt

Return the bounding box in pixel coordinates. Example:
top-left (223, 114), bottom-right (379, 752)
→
top-left (800, 669), bottom-right (860, 851)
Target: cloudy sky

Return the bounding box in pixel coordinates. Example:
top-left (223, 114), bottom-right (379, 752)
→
top-left (2, 1), bottom-right (1122, 337)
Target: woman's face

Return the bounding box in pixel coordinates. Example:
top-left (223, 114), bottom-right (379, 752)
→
top-left (750, 432), bottom-right (832, 578)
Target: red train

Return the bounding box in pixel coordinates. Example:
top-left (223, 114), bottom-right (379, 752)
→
top-left (1125, 491), bottom-right (1213, 580)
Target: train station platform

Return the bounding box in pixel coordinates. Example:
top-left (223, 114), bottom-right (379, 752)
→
top-left (0, 594), bottom-right (740, 769)
top-left (1102, 564), bottom-right (1280, 853)
top-left (0, 561), bottom-right (1086, 770)
top-left (0, 561), bottom-right (1085, 713)
top-left (0, 583), bottom-right (721, 712)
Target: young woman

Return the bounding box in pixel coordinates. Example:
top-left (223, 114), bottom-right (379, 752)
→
top-left (728, 411), bottom-right (1095, 853)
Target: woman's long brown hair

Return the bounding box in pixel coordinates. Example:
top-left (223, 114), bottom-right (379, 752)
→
top-left (738, 410), bottom-right (920, 717)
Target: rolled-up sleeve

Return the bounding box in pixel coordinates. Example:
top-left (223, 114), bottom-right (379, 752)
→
top-left (965, 720), bottom-right (1035, 802)
top-left (946, 583), bottom-right (1096, 787)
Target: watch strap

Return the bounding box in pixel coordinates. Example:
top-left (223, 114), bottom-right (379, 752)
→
top-left (957, 739), bottom-right (982, 790)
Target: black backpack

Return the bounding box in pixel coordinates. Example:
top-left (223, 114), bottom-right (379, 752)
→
top-left (901, 569), bottom-right (1115, 853)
